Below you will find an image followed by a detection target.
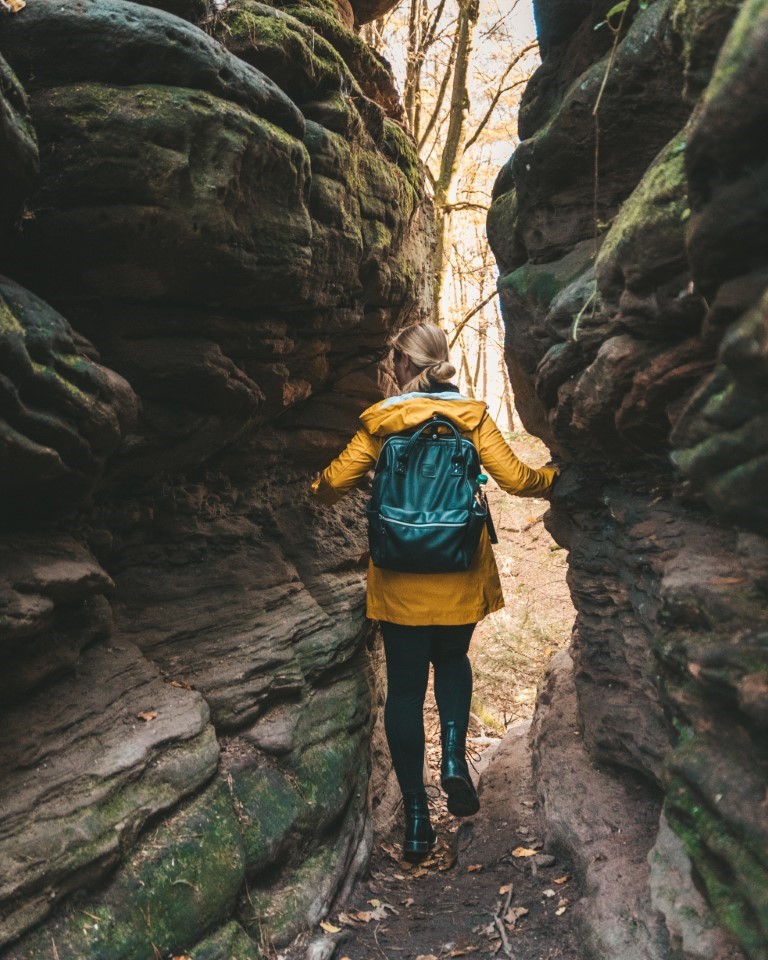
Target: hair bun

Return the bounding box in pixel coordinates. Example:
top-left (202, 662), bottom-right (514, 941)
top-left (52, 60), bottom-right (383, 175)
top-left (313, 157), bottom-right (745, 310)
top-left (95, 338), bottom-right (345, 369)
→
top-left (430, 361), bottom-right (456, 382)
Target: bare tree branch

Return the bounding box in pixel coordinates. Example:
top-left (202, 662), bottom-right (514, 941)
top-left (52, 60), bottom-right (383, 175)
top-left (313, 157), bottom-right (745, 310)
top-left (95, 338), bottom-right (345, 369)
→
top-left (449, 288), bottom-right (498, 347)
top-left (463, 41), bottom-right (537, 153)
top-left (418, 21), bottom-right (460, 152)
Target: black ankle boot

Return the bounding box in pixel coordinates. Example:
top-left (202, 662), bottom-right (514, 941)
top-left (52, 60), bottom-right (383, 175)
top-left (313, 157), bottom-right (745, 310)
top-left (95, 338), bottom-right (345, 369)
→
top-left (440, 721), bottom-right (480, 817)
top-left (402, 791), bottom-right (436, 861)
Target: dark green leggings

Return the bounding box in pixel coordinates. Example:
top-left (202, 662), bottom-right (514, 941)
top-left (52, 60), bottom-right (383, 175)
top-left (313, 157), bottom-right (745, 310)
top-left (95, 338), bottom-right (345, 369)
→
top-left (380, 621), bottom-right (476, 796)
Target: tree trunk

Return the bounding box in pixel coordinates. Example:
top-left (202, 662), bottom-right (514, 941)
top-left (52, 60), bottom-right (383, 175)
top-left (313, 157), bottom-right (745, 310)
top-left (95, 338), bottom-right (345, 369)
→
top-left (493, 303), bottom-right (516, 432)
top-left (431, 0), bottom-right (480, 322)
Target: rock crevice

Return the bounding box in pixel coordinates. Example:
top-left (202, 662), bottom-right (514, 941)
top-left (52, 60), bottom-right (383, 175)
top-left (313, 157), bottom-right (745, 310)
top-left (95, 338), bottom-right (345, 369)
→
top-left (0, 0), bottom-right (428, 954)
top-left (490, 0), bottom-right (768, 957)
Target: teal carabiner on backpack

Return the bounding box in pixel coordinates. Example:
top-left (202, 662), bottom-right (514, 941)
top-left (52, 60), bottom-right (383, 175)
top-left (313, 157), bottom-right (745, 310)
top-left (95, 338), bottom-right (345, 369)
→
top-left (366, 417), bottom-right (493, 573)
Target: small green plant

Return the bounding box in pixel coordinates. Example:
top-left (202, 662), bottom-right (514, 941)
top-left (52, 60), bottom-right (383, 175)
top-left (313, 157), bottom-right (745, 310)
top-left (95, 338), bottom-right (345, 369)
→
top-left (594, 0), bottom-right (650, 32)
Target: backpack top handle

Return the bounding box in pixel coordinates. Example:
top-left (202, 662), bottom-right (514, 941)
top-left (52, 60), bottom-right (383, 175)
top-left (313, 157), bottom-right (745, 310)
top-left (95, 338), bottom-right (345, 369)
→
top-left (395, 416), bottom-right (465, 476)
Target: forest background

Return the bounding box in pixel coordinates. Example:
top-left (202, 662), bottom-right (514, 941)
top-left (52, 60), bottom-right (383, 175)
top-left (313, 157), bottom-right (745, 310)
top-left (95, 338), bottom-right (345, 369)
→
top-left (363, 0), bottom-right (539, 428)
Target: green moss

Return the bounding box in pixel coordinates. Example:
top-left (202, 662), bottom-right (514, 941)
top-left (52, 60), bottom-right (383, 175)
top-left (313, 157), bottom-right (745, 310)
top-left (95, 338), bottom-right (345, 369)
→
top-left (691, 0), bottom-right (761, 103)
top-left (189, 920), bottom-right (260, 960)
top-left (269, 0), bottom-right (340, 18)
top-left (596, 129), bottom-right (689, 291)
top-left (0, 292), bottom-right (24, 337)
top-left (666, 776), bottom-right (768, 958)
top-left (381, 118), bottom-right (422, 194)
top-left (292, 735), bottom-right (359, 816)
top-left (279, 3), bottom-right (394, 93)
top-left (670, 0), bottom-right (741, 93)
top-left (497, 237), bottom-right (595, 317)
top-left (213, 2), bottom-right (349, 95)
top-left (15, 779), bottom-right (246, 960)
top-left (230, 763), bottom-right (306, 873)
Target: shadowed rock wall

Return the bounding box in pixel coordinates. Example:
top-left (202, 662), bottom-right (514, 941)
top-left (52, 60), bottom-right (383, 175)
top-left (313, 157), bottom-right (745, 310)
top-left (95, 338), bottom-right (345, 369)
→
top-left (489, 0), bottom-right (767, 958)
top-left (0, 1), bottom-right (431, 955)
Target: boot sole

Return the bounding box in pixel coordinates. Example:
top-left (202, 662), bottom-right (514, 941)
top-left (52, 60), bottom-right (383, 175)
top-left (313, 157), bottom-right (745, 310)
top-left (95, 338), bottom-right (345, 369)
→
top-left (442, 775), bottom-right (480, 817)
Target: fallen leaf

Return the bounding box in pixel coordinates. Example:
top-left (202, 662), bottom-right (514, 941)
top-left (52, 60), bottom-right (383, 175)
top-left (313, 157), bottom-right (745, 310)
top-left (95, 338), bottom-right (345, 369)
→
top-left (498, 884), bottom-right (512, 895)
top-left (504, 906), bottom-right (528, 928)
top-left (412, 868), bottom-right (429, 878)
top-left (354, 911), bottom-right (373, 923)
top-left (466, 863), bottom-right (483, 872)
top-left (336, 913), bottom-right (357, 926)
top-left (542, 889), bottom-right (556, 898)
top-left (136, 711), bottom-right (158, 722)
top-left (511, 847), bottom-right (538, 858)
top-left (368, 899), bottom-right (381, 908)
top-left (555, 906), bottom-right (567, 916)
top-left (554, 875), bottom-right (571, 884)
top-left (557, 898), bottom-right (569, 908)
top-left (319, 921), bottom-right (341, 934)
top-left (402, 898), bottom-right (415, 908)
top-left (415, 955), bottom-right (439, 960)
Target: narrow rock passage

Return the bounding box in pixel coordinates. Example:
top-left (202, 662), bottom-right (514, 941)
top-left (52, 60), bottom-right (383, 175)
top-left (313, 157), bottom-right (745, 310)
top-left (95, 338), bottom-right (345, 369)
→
top-left (297, 723), bottom-right (584, 960)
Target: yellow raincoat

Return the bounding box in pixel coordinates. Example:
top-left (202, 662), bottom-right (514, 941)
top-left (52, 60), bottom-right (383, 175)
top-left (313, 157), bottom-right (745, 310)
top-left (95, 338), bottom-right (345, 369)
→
top-left (311, 391), bottom-right (557, 626)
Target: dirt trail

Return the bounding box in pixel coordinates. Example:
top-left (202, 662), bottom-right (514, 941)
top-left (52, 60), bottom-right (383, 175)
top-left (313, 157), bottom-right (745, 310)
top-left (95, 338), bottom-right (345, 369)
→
top-left (298, 722), bottom-right (584, 960)
top-left (288, 436), bottom-right (581, 960)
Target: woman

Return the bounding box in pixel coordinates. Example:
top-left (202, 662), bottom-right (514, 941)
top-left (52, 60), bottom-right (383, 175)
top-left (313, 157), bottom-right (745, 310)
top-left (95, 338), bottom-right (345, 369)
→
top-left (311, 323), bottom-right (557, 860)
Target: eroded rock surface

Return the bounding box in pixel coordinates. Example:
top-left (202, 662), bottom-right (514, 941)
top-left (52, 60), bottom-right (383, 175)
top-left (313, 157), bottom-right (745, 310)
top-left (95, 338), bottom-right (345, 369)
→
top-left (491, 0), bottom-right (768, 957)
top-left (0, 0), bottom-right (428, 954)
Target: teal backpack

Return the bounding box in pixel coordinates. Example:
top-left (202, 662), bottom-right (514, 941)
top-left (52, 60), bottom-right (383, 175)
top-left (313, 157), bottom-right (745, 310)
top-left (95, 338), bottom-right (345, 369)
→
top-left (366, 417), bottom-right (497, 573)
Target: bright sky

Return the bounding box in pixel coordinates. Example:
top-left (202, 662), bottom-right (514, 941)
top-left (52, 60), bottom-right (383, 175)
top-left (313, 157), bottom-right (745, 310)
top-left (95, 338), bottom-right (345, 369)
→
top-left (505, 0), bottom-right (536, 39)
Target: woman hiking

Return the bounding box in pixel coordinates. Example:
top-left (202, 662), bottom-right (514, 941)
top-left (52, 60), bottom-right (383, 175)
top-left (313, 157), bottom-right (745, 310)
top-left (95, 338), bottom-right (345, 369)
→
top-left (311, 322), bottom-right (557, 860)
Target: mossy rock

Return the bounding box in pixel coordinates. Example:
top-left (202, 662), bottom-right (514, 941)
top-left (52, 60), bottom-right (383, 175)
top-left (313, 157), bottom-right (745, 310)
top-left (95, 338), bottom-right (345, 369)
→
top-left (268, 0), bottom-right (348, 24)
top-left (666, 770), bottom-right (768, 959)
top-left (498, 239), bottom-right (595, 319)
top-left (277, 3), bottom-right (401, 116)
top-left (286, 670), bottom-right (371, 832)
top-left (670, 0), bottom-right (742, 98)
top-left (188, 920), bottom-right (260, 960)
top-left (17, 82), bottom-right (312, 309)
top-left (596, 130), bottom-right (690, 300)
top-left (210, 1), bottom-right (352, 105)
top-left (230, 762), bottom-right (307, 873)
top-left (10, 780), bottom-right (246, 960)
top-left (240, 788), bottom-right (367, 946)
top-left (0, 53), bottom-right (39, 228)
top-left (381, 118), bottom-right (422, 196)
top-left (130, 0), bottom-right (212, 21)
top-left (487, 187), bottom-right (526, 275)
top-left (0, 276), bottom-right (135, 519)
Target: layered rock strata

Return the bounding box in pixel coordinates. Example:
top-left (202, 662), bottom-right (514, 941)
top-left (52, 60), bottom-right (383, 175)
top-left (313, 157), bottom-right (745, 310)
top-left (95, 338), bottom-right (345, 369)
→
top-left (0, 0), bottom-right (430, 955)
top-left (489, 0), bottom-right (768, 957)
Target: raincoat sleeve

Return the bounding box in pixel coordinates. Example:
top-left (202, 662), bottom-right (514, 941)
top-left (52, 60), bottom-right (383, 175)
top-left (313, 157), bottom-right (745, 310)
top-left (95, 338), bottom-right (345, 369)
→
top-left (310, 428), bottom-right (379, 505)
top-left (476, 414), bottom-right (557, 498)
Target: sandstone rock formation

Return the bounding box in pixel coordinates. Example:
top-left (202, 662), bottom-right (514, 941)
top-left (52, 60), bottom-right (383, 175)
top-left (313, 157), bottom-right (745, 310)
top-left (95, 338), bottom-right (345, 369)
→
top-left (489, 0), bottom-right (767, 957)
top-left (0, 0), bottom-right (430, 955)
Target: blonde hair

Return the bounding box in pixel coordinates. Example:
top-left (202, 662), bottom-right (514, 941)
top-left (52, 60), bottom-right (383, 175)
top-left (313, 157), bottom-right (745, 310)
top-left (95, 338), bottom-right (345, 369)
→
top-left (390, 322), bottom-right (456, 393)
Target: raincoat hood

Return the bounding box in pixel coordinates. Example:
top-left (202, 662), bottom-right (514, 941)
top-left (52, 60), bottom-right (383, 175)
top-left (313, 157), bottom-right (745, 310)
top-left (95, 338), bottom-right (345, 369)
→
top-left (360, 391), bottom-right (488, 437)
